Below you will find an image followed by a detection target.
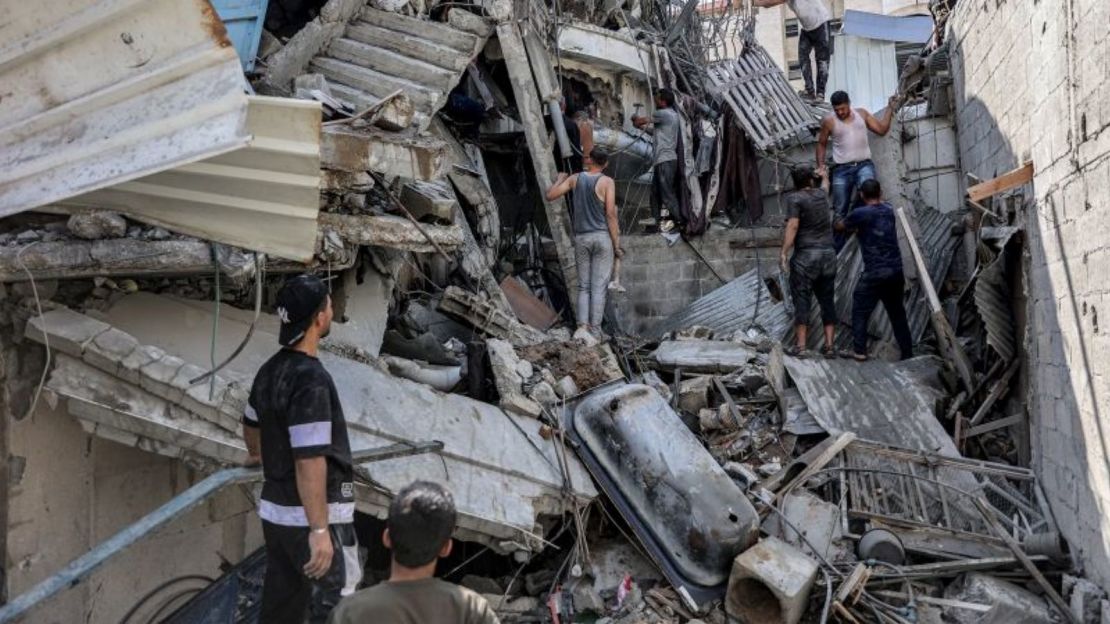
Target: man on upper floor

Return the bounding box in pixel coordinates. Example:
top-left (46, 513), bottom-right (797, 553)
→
top-left (752, 0), bottom-right (834, 101)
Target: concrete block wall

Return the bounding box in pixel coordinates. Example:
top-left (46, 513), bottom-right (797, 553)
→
top-left (950, 0), bottom-right (1110, 589)
top-left (615, 227), bottom-right (781, 334)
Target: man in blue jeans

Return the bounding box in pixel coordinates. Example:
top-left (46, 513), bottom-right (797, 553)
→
top-left (835, 179), bottom-right (913, 361)
top-left (817, 91), bottom-right (897, 249)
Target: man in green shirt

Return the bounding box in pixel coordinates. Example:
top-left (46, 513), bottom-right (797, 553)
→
top-left (328, 481), bottom-right (500, 624)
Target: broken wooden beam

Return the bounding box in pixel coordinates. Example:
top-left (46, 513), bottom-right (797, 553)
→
top-left (967, 162), bottom-right (1034, 203)
top-left (895, 207), bottom-right (976, 393)
top-left (967, 359), bottom-right (1021, 426)
top-left (321, 126), bottom-right (446, 180)
top-left (495, 22), bottom-right (577, 293)
top-left (318, 212), bottom-right (464, 252)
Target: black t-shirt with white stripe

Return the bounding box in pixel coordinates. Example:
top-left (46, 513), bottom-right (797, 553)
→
top-left (244, 349), bottom-right (354, 526)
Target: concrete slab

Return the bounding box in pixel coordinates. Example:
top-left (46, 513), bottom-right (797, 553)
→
top-left (94, 294), bottom-right (597, 550)
top-left (649, 340), bottom-right (761, 373)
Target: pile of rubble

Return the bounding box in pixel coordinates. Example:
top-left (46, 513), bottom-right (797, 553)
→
top-left (1, 0), bottom-right (1103, 621)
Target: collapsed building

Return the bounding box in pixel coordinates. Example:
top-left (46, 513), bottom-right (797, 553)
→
top-left (0, 0), bottom-right (1109, 622)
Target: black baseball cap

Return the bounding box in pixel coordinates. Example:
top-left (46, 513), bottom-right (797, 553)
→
top-left (275, 274), bottom-right (329, 347)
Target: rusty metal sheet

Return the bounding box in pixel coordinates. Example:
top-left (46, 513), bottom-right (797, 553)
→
top-left (499, 276), bottom-right (559, 330)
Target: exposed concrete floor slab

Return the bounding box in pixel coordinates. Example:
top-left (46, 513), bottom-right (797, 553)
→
top-left (90, 294), bottom-right (596, 549)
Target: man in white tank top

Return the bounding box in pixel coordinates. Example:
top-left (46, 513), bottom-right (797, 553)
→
top-left (816, 90), bottom-right (896, 248)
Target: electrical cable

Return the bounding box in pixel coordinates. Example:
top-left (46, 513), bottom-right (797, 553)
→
top-left (118, 574), bottom-right (214, 624)
top-left (189, 253), bottom-right (265, 386)
top-left (17, 242), bottom-right (51, 421)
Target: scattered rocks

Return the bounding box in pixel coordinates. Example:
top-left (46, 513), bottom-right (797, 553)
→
top-left (486, 338), bottom-right (543, 418)
top-left (555, 375), bottom-right (579, 399)
top-left (528, 380), bottom-right (559, 406)
top-left (67, 211), bottom-right (128, 240)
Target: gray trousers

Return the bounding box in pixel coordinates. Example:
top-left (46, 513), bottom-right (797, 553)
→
top-left (574, 231), bottom-right (615, 327)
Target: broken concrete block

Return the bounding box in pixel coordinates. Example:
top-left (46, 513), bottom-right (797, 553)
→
top-left (528, 381), bottom-right (558, 406)
top-left (571, 580), bottom-right (606, 614)
top-left (674, 325), bottom-right (715, 341)
top-left (67, 211), bottom-right (127, 240)
top-left (943, 573), bottom-right (1054, 623)
top-left (319, 212), bottom-right (464, 253)
top-left (321, 169), bottom-right (374, 193)
top-left (1065, 574), bottom-right (1105, 624)
top-left (183, 375), bottom-right (229, 427)
top-left (479, 594), bottom-right (538, 615)
top-left (138, 354), bottom-right (187, 401)
top-left (486, 339), bottom-right (542, 417)
top-left (401, 181), bottom-right (457, 224)
top-left (640, 371), bottom-right (672, 401)
top-left (447, 7), bottom-right (494, 37)
top-left (83, 327), bottom-right (140, 377)
top-left (116, 343), bottom-right (165, 385)
top-left (725, 536), bottom-right (818, 624)
top-left (677, 375), bottom-right (712, 413)
top-left (25, 308), bottom-right (110, 357)
top-left (554, 375), bottom-right (578, 399)
top-left (294, 73), bottom-right (332, 100)
top-left (515, 359), bottom-right (534, 380)
top-left (765, 491), bottom-right (840, 560)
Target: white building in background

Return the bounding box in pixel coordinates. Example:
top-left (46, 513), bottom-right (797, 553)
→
top-left (748, 0), bottom-right (932, 95)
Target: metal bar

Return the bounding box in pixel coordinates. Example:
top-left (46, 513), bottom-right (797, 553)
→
top-left (0, 442), bottom-right (442, 624)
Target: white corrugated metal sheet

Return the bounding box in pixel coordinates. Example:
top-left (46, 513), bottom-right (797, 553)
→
top-left (0, 0), bottom-right (323, 261)
top-left (825, 35), bottom-right (898, 114)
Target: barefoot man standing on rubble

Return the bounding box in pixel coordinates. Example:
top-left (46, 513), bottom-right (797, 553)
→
top-left (781, 166), bottom-right (838, 357)
top-left (546, 148), bottom-right (622, 338)
top-left (752, 0), bottom-right (834, 101)
top-left (834, 180), bottom-right (913, 361)
top-left (817, 91), bottom-right (897, 250)
top-left (243, 274), bottom-right (361, 624)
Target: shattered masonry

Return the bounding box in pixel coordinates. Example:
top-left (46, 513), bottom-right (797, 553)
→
top-left (0, 0), bottom-right (1109, 622)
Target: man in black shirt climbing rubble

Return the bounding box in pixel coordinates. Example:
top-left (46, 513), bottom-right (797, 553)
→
top-left (243, 274), bottom-right (360, 624)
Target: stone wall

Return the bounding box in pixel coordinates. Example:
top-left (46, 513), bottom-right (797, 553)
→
top-left (614, 227), bottom-right (781, 334)
top-left (950, 0), bottom-right (1110, 589)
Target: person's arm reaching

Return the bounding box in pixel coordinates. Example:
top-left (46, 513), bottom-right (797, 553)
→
top-left (815, 117), bottom-right (832, 177)
top-left (545, 173), bottom-right (576, 201)
top-left (864, 105), bottom-right (895, 137)
top-left (781, 218), bottom-right (799, 272)
top-left (602, 177), bottom-right (622, 258)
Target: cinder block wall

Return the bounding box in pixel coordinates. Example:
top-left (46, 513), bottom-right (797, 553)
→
top-left (614, 227), bottom-right (781, 334)
top-left (950, 0), bottom-right (1110, 589)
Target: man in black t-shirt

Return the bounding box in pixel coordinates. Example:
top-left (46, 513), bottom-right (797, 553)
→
top-left (780, 167), bottom-right (838, 357)
top-left (243, 274), bottom-right (360, 624)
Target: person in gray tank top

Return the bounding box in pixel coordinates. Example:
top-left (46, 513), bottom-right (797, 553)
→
top-left (816, 90), bottom-right (898, 249)
top-left (545, 148), bottom-right (623, 336)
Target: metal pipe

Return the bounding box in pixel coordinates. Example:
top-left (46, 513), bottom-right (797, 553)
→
top-left (548, 99), bottom-right (573, 161)
top-left (0, 442), bottom-right (443, 624)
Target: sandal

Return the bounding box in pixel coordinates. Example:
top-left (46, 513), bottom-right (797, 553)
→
top-left (820, 346), bottom-right (837, 359)
top-left (784, 345), bottom-right (806, 358)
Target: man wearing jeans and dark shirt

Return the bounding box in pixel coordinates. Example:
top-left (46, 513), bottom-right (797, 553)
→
top-left (243, 274), bottom-right (361, 624)
top-left (835, 180), bottom-right (913, 361)
top-left (632, 88), bottom-right (681, 233)
top-left (780, 167), bottom-right (838, 356)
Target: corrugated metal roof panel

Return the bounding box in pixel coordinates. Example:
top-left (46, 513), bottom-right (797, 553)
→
top-left (61, 96), bottom-right (322, 262)
top-left (784, 355), bottom-right (959, 457)
top-left (643, 266), bottom-right (792, 342)
top-left (0, 0), bottom-right (323, 261)
top-left (974, 233), bottom-right (1019, 362)
top-left (842, 10), bottom-right (934, 44)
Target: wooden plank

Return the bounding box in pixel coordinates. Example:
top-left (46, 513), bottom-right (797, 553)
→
top-left (967, 162), bottom-right (1034, 203)
top-left (967, 359), bottom-right (1021, 426)
top-left (964, 414), bottom-right (1024, 439)
top-left (759, 431), bottom-right (856, 494)
top-left (896, 207), bottom-right (976, 392)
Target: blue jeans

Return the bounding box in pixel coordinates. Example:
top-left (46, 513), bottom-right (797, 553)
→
top-left (831, 160), bottom-right (876, 249)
